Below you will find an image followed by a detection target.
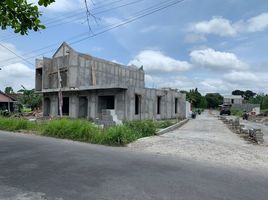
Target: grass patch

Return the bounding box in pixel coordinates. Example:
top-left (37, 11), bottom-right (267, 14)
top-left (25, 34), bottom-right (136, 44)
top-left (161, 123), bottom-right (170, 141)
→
top-left (124, 120), bottom-right (157, 137)
top-left (0, 117), bottom-right (161, 146)
top-left (42, 119), bottom-right (100, 142)
top-left (0, 117), bottom-right (40, 132)
top-left (22, 107), bottom-right (32, 113)
top-left (261, 109), bottom-right (268, 113)
top-left (231, 108), bottom-right (243, 117)
top-left (154, 120), bottom-right (176, 129)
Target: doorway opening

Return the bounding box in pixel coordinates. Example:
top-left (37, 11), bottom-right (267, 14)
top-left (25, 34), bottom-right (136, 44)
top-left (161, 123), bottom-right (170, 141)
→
top-left (62, 97), bottom-right (69, 116)
top-left (78, 96), bottom-right (88, 118)
top-left (44, 98), bottom-right (50, 116)
top-left (98, 96), bottom-right (115, 113)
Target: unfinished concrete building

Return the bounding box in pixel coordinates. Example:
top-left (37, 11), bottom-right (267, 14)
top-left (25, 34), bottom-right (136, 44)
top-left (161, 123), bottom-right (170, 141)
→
top-left (35, 42), bottom-right (186, 124)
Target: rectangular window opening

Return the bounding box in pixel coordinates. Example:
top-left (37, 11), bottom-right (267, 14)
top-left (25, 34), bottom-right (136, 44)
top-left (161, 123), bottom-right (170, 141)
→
top-left (60, 71), bottom-right (67, 87)
top-left (135, 94), bottom-right (140, 115)
top-left (157, 96), bottom-right (161, 114)
top-left (175, 98), bottom-right (178, 114)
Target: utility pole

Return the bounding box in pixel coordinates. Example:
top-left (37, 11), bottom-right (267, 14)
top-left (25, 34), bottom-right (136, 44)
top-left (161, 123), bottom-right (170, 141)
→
top-left (58, 67), bottom-right (63, 117)
top-left (57, 45), bottom-right (65, 118)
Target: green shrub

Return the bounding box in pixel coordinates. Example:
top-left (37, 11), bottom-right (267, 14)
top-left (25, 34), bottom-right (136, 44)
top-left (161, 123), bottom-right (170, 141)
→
top-left (0, 117), bottom-right (39, 131)
top-left (231, 108), bottom-right (243, 117)
top-left (42, 119), bottom-right (99, 142)
top-left (154, 120), bottom-right (174, 129)
top-left (0, 117), bottom-right (159, 146)
top-left (99, 126), bottom-right (137, 146)
top-left (124, 120), bottom-right (157, 137)
top-left (261, 109), bottom-right (268, 113)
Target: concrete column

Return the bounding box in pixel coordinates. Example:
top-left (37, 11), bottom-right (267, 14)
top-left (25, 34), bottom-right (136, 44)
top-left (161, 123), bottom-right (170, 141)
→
top-left (50, 95), bottom-right (58, 117)
top-left (69, 95), bottom-right (78, 118)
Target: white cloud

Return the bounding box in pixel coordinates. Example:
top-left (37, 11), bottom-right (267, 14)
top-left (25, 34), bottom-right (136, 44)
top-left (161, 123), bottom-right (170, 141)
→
top-left (144, 75), bottom-right (196, 90)
top-left (0, 42), bottom-right (34, 92)
top-left (191, 17), bottom-right (237, 37)
top-left (128, 50), bottom-right (191, 73)
top-left (190, 13), bottom-right (268, 38)
top-left (246, 13), bottom-right (268, 32)
top-left (223, 71), bottom-right (258, 82)
top-left (184, 33), bottom-right (207, 43)
top-left (0, 43), bottom-right (21, 65)
top-left (0, 63), bottom-right (35, 92)
top-left (190, 48), bottom-right (248, 71)
top-left (102, 17), bottom-right (123, 26)
top-left (38, 0), bottom-right (84, 12)
top-left (200, 79), bottom-right (231, 94)
top-left (140, 25), bottom-right (158, 33)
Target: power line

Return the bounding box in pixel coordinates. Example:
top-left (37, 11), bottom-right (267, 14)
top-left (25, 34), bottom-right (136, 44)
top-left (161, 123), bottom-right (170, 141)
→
top-left (0, 0), bottom-right (175, 64)
top-left (0, 0), bottom-right (186, 67)
top-left (0, 0), bottom-right (145, 42)
top-left (0, 43), bottom-right (34, 66)
top-left (70, 0), bottom-right (186, 45)
top-left (45, 0), bottom-right (145, 28)
top-left (43, 0), bottom-right (126, 24)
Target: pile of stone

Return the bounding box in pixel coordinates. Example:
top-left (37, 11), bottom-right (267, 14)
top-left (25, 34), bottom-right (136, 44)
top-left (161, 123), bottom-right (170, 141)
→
top-left (219, 116), bottom-right (264, 144)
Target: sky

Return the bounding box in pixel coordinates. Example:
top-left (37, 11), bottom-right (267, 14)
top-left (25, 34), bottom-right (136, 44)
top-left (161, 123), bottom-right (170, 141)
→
top-left (0, 0), bottom-right (268, 95)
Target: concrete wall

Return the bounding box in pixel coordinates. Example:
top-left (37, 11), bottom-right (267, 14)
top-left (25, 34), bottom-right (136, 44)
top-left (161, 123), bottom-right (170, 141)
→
top-left (125, 88), bottom-right (185, 121)
top-left (38, 43), bottom-right (186, 121)
top-left (232, 104), bottom-right (261, 114)
top-left (224, 98), bottom-right (243, 104)
top-left (43, 88), bottom-right (186, 121)
top-left (185, 101), bottom-right (191, 118)
top-left (37, 43), bottom-right (145, 92)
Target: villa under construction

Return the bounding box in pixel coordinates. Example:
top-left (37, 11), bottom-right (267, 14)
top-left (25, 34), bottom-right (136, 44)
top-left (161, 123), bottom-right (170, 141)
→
top-left (35, 42), bottom-right (186, 124)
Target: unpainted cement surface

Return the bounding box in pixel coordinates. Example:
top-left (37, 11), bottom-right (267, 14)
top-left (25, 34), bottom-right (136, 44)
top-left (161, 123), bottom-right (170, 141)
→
top-left (129, 110), bottom-right (268, 172)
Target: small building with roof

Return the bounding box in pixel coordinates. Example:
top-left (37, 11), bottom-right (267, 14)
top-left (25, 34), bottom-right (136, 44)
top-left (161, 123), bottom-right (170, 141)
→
top-left (0, 91), bottom-right (17, 112)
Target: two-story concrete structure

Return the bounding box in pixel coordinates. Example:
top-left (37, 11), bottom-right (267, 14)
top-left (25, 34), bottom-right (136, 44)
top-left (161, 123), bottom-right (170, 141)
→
top-left (35, 43), bottom-right (186, 123)
top-left (223, 95), bottom-right (243, 105)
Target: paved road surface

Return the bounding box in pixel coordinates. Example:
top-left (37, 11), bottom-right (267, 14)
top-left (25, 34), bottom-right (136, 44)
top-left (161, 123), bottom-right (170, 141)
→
top-left (130, 111), bottom-right (268, 171)
top-left (0, 119), bottom-right (268, 199)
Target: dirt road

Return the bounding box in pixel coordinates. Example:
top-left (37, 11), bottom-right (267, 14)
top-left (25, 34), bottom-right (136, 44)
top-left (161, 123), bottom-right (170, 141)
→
top-left (129, 110), bottom-right (268, 172)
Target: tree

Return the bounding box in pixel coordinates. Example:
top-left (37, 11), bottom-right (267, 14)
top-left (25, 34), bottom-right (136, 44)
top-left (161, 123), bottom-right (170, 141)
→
top-left (243, 90), bottom-right (256, 100)
top-left (0, 0), bottom-right (55, 35)
top-left (18, 85), bottom-right (42, 110)
top-left (186, 88), bottom-right (203, 108)
top-left (205, 93), bottom-right (223, 108)
top-left (248, 93), bottom-right (268, 110)
top-left (4, 86), bottom-right (14, 94)
top-left (232, 90), bottom-right (244, 96)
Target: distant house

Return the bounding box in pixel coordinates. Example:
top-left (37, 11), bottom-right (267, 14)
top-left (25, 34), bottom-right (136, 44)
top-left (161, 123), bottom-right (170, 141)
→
top-left (223, 95), bottom-right (243, 105)
top-left (223, 94), bottom-right (260, 115)
top-left (0, 91), bottom-right (17, 112)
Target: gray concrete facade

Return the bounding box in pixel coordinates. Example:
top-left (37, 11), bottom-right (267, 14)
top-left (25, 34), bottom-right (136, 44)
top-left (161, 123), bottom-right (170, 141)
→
top-left (36, 42), bottom-right (186, 122)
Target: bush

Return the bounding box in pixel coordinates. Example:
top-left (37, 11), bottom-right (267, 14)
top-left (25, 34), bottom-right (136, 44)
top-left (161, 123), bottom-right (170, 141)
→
top-left (124, 120), bottom-right (157, 137)
top-left (154, 120), bottom-right (174, 129)
top-left (231, 108), bottom-right (243, 117)
top-left (42, 119), bottom-right (100, 142)
top-left (0, 117), bottom-right (159, 146)
top-left (99, 126), bottom-right (137, 146)
top-left (0, 117), bottom-right (38, 131)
